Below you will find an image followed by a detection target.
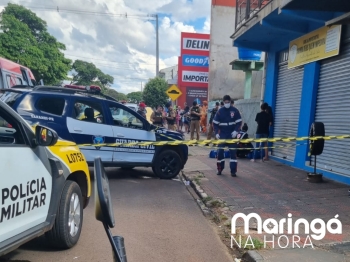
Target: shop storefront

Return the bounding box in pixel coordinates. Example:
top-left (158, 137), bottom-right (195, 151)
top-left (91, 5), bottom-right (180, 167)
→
top-left (231, 1), bottom-right (350, 184)
top-left (311, 26), bottom-right (350, 176)
top-left (272, 51), bottom-right (304, 161)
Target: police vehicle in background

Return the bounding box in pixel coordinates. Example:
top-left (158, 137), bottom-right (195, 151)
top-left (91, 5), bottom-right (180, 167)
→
top-left (0, 84), bottom-right (188, 179)
top-left (0, 100), bottom-right (91, 256)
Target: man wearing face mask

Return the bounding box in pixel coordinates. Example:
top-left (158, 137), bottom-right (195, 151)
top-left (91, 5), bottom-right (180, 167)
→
top-left (213, 95), bottom-right (242, 177)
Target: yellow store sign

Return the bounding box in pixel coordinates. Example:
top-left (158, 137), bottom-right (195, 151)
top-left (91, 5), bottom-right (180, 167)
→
top-left (288, 25), bottom-right (342, 68)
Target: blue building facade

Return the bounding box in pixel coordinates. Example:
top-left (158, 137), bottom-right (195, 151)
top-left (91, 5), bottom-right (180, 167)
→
top-left (232, 0), bottom-right (350, 184)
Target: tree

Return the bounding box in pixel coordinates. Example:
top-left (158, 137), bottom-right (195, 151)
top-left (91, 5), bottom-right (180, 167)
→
top-left (71, 60), bottom-right (114, 93)
top-left (105, 89), bottom-right (127, 101)
top-left (127, 91), bottom-right (143, 103)
top-left (142, 77), bottom-right (169, 108)
top-left (0, 4), bottom-right (71, 85)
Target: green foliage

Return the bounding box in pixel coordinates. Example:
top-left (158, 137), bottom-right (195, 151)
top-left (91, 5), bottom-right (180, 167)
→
top-left (105, 89), bottom-right (127, 101)
top-left (71, 60), bottom-right (114, 93)
top-left (0, 3), bottom-right (71, 85)
top-left (127, 91), bottom-right (143, 103)
top-left (142, 77), bottom-right (169, 108)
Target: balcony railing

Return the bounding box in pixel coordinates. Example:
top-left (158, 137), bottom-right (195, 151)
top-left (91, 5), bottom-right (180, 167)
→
top-left (235, 0), bottom-right (273, 31)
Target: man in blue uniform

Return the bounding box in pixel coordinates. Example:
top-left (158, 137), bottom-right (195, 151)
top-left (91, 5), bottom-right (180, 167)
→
top-left (213, 95), bottom-right (242, 177)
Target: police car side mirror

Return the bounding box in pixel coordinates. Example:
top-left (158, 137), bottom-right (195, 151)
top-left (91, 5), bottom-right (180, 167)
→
top-left (35, 125), bottom-right (58, 147)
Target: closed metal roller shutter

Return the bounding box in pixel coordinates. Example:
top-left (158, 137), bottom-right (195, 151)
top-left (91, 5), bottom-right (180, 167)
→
top-left (272, 60), bottom-right (304, 161)
top-left (312, 41), bottom-right (350, 176)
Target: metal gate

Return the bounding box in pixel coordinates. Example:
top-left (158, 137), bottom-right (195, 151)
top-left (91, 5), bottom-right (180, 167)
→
top-left (272, 52), bottom-right (304, 161)
top-left (313, 41), bottom-right (350, 176)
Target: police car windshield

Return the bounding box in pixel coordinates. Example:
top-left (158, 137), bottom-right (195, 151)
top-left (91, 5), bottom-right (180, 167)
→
top-left (0, 92), bottom-right (22, 108)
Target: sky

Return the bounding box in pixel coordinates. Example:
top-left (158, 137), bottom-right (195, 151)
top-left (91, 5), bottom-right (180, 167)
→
top-left (0, 0), bottom-right (211, 94)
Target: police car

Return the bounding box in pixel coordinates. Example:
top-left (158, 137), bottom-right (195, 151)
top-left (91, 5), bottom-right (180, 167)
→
top-left (0, 100), bottom-right (91, 256)
top-left (0, 85), bottom-right (188, 179)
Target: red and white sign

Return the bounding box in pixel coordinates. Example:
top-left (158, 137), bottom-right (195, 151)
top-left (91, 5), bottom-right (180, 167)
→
top-left (177, 32), bottom-right (210, 107)
top-left (182, 71), bottom-right (209, 83)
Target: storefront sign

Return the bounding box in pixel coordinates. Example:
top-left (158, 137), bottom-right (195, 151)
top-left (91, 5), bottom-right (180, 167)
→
top-left (183, 38), bottom-right (210, 51)
top-left (182, 55), bottom-right (209, 67)
top-left (288, 25), bottom-right (342, 68)
top-left (182, 71), bottom-right (209, 83)
top-left (186, 87), bottom-right (208, 106)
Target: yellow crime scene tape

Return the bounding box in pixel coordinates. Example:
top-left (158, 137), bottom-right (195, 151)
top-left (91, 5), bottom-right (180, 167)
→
top-left (77, 129), bottom-right (350, 151)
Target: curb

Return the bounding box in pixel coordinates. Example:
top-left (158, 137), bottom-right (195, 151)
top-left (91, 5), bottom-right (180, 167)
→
top-left (179, 171), bottom-right (211, 217)
top-left (180, 170), bottom-right (265, 262)
top-left (242, 251), bottom-right (264, 262)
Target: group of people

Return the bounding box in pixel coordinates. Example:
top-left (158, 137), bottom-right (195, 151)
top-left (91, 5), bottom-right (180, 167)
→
top-left (136, 96), bottom-right (273, 178)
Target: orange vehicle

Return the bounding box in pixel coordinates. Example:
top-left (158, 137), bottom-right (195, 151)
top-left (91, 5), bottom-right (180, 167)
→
top-left (0, 57), bottom-right (37, 89)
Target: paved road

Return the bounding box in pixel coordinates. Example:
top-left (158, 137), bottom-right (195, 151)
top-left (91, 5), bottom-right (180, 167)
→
top-left (0, 167), bottom-right (232, 262)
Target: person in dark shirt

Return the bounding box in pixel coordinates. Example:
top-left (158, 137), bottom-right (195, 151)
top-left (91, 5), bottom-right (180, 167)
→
top-left (263, 102), bottom-right (274, 160)
top-left (251, 103), bottom-right (272, 162)
top-left (207, 102), bottom-right (220, 139)
top-left (137, 102), bottom-right (147, 118)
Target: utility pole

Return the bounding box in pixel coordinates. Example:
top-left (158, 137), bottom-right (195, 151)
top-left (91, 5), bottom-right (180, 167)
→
top-left (141, 82), bottom-right (143, 92)
top-left (156, 14), bottom-right (159, 77)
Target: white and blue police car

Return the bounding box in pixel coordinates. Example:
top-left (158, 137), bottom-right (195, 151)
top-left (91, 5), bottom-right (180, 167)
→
top-left (0, 85), bottom-right (188, 179)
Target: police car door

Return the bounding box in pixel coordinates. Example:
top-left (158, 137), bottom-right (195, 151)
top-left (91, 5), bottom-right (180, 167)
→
top-left (66, 99), bottom-right (114, 163)
top-left (0, 105), bottom-right (52, 243)
top-left (108, 103), bottom-right (156, 163)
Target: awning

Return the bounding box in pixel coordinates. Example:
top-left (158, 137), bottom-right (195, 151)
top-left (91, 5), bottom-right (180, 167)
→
top-left (326, 12), bottom-right (350, 26)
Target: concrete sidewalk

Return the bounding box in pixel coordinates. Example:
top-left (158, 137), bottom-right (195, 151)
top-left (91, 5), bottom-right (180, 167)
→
top-left (183, 145), bottom-right (350, 262)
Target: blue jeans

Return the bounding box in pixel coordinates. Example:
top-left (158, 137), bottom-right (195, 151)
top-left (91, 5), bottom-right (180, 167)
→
top-left (253, 133), bottom-right (268, 159)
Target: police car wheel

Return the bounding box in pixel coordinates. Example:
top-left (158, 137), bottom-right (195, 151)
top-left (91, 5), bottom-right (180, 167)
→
top-left (154, 150), bottom-right (182, 179)
top-left (46, 181), bottom-right (83, 249)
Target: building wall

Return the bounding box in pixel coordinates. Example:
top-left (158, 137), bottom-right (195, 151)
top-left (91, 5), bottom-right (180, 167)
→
top-left (159, 65), bottom-right (178, 84)
top-left (209, 4), bottom-right (263, 101)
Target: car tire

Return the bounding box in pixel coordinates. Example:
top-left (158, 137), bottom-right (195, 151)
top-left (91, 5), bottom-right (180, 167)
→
top-left (309, 122), bottom-right (325, 156)
top-left (46, 181), bottom-right (83, 249)
top-left (153, 150), bottom-right (182, 179)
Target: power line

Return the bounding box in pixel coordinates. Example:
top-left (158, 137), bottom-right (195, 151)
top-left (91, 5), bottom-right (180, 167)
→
top-left (5, 2), bottom-right (156, 20)
top-left (64, 53), bottom-right (156, 66)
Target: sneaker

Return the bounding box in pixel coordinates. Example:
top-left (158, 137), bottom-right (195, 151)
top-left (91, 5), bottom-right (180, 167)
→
top-left (231, 172), bottom-right (237, 177)
top-left (217, 171), bottom-right (222, 176)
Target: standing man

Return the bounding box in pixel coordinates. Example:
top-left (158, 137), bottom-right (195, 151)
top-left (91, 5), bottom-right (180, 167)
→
top-left (262, 102), bottom-right (273, 161)
top-left (207, 102), bottom-right (220, 140)
top-left (166, 104), bottom-right (176, 131)
top-left (151, 105), bottom-right (164, 127)
top-left (137, 102), bottom-right (147, 118)
top-left (251, 103), bottom-right (271, 162)
top-left (213, 95), bottom-right (242, 177)
top-left (190, 101), bottom-right (201, 140)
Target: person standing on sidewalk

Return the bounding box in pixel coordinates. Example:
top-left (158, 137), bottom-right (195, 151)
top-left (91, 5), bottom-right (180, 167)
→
top-left (166, 104), bottom-right (176, 131)
top-left (251, 103), bottom-right (272, 162)
top-left (190, 101), bottom-right (201, 140)
top-left (263, 102), bottom-right (274, 161)
top-left (207, 102), bottom-right (219, 140)
top-left (151, 105), bottom-right (164, 127)
top-left (137, 102), bottom-right (147, 119)
top-left (213, 95), bottom-right (242, 177)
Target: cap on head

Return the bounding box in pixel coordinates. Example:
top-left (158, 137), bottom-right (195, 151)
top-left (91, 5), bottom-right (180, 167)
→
top-left (193, 101), bottom-right (197, 106)
top-left (139, 102), bottom-right (146, 108)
